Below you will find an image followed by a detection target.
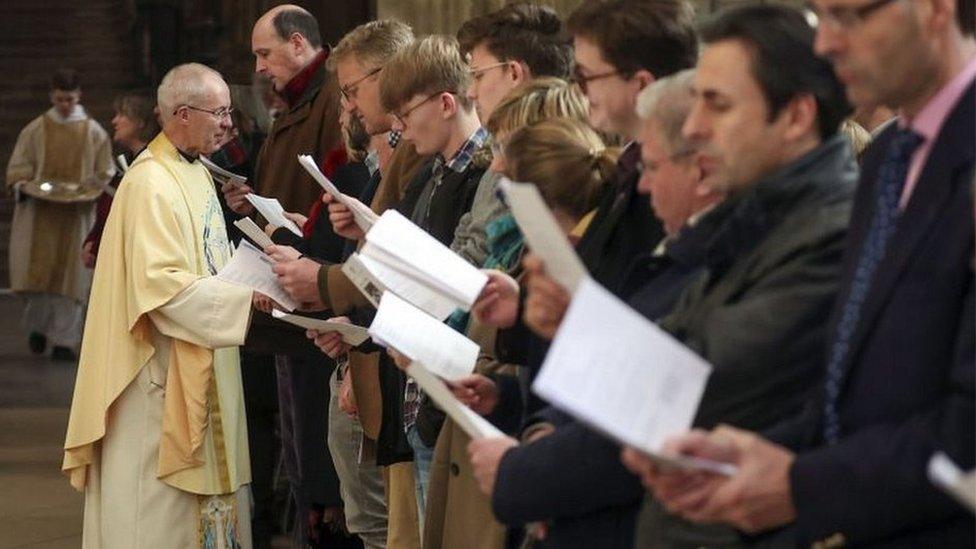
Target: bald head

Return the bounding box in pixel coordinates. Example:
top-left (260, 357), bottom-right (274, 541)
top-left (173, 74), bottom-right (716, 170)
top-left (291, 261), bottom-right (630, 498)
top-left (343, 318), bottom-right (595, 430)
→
top-left (257, 5), bottom-right (322, 48)
top-left (252, 5), bottom-right (323, 91)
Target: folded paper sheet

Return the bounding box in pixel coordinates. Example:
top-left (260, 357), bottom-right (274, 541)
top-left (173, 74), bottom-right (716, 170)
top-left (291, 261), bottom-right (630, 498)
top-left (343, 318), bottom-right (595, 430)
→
top-left (407, 362), bottom-right (505, 440)
top-left (368, 291), bottom-right (478, 381)
top-left (362, 209), bottom-right (488, 313)
top-left (233, 217), bottom-right (274, 250)
top-left (352, 252), bottom-right (458, 321)
top-left (498, 178), bottom-right (587, 292)
top-left (271, 310), bottom-right (370, 346)
top-left (929, 452), bottom-right (976, 513)
top-left (298, 154), bottom-right (378, 232)
top-left (200, 155), bottom-right (247, 187)
top-left (245, 194), bottom-right (303, 236)
top-left (533, 277), bottom-right (735, 476)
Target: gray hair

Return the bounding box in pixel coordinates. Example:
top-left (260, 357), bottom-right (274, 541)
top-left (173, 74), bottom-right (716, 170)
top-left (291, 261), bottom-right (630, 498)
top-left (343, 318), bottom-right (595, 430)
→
top-left (157, 63), bottom-right (226, 122)
top-left (635, 69), bottom-right (696, 155)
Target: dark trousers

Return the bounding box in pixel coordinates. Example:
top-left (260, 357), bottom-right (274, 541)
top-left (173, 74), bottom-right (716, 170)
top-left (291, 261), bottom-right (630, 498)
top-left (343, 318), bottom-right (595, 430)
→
top-left (276, 352), bottom-right (341, 547)
top-left (240, 351), bottom-right (279, 549)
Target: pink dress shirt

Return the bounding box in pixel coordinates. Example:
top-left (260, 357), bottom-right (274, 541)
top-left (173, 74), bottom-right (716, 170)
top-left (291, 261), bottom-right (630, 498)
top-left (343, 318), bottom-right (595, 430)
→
top-left (898, 55), bottom-right (976, 209)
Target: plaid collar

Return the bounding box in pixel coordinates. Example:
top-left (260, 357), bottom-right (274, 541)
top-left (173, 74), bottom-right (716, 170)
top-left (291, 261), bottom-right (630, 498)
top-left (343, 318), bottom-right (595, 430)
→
top-left (364, 150), bottom-right (380, 176)
top-left (434, 126), bottom-right (488, 174)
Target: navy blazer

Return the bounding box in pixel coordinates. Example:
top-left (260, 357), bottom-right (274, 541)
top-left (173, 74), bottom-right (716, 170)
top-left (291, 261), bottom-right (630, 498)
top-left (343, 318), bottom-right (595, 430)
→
top-left (768, 83), bottom-right (975, 547)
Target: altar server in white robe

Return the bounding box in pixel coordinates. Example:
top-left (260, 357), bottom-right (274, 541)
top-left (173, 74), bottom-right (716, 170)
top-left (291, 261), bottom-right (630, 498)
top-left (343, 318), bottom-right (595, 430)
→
top-left (5, 68), bottom-right (115, 360)
top-left (63, 63), bottom-right (259, 549)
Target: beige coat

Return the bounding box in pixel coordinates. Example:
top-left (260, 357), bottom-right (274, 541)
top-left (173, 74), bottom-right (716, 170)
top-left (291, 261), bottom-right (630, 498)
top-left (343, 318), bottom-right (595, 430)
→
top-left (320, 141), bottom-right (428, 439)
top-left (423, 319), bottom-right (515, 549)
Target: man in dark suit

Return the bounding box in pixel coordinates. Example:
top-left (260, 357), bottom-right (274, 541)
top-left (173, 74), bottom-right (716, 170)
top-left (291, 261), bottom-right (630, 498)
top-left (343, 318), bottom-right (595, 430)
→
top-left (627, 0), bottom-right (976, 546)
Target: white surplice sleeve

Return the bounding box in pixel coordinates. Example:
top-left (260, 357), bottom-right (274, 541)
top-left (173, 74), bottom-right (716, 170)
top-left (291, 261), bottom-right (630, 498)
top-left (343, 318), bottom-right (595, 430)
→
top-left (148, 276), bottom-right (253, 349)
top-left (5, 118), bottom-right (41, 185)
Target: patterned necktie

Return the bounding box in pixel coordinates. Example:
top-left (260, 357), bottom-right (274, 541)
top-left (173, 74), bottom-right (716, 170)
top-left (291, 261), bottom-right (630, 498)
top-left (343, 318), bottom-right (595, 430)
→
top-left (822, 128), bottom-right (924, 445)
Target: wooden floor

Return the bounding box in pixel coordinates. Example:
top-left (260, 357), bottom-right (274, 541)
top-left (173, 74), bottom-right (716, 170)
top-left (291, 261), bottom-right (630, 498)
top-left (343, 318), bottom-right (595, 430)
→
top-left (0, 295), bottom-right (82, 548)
top-left (0, 295), bottom-right (292, 548)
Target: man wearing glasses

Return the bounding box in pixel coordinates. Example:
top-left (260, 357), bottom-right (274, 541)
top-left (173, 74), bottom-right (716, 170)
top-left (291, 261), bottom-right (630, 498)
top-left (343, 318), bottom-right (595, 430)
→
top-left (509, 0), bottom-right (698, 343)
top-left (451, 3), bottom-right (573, 267)
top-left (631, 0), bottom-right (976, 545)
top-left (377, 34), bottom-right (490, 525)
top-left (64, 63), bottom-right (257, 548)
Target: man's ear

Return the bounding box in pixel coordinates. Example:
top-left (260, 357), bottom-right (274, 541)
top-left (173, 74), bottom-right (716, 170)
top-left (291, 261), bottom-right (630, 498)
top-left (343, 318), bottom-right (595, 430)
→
top-left (289, 32), bottom-right (307, 55)
top-left (441, 92), bottom-right (459, 118)
top-left (510, 61), bottom-right (530, 85)
top-left (916, 0), bottom-right (955, 33)
top-left (778, 94), bottom-right (818, 142)
top-left (633, 69), bottom-right (656, 92)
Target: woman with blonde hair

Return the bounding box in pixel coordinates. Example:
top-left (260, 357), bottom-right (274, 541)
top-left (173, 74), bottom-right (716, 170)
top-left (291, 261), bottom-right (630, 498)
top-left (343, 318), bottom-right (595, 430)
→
top-left (418, 83), bottom-right (604, 548)
top-left (502, 116), bottom-right (617, 235)
top-left (451, 76), bottom-right (590, 266)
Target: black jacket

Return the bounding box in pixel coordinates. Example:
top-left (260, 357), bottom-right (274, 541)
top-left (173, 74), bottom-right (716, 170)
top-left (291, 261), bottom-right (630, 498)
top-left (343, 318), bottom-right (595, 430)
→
top-left (494, 144), bottom-right (665, 422)
top-left (766, 83), bottom-right (975, 548)
top-left (376, 152), bottom-right (489, 461)
top-left (636, 136), bottom-right (858, 547)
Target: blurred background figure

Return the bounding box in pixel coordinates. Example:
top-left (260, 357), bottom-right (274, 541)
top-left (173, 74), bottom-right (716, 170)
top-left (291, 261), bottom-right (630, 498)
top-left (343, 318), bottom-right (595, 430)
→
top-left (5, 68), bottom-right (115, 362)
top-left (81, 92), bottom-right (160, 269)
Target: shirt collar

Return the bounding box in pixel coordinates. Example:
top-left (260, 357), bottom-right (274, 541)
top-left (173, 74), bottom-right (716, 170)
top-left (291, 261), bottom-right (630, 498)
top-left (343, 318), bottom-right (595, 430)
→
top-left (651, 203), bottom-right (721, 257)
top-left (282, 48), bottom-right (329, 106)
top-left (175, 147), bottom-right (199, 163)
top-left (900, 54), bottom-right (976, 143)
top-left (436, 126), bottom-right (488, 174)
top-left (46, 105), bottom-right (87, 124)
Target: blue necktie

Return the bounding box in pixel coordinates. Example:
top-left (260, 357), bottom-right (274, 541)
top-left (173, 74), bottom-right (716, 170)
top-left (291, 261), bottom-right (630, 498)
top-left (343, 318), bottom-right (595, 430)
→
top-left (822, 128), bottom-right (923, 445)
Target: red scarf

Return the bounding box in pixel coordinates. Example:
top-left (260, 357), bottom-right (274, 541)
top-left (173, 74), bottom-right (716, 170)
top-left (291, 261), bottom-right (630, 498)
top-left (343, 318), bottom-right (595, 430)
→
top-left (304, 147), bottom-right (349, 238)
top-left (281, 48), bottom-right (329, 106)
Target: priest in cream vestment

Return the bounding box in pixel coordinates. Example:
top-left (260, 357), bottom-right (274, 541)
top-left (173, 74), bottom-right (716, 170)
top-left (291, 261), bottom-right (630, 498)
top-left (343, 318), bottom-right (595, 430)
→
top-left (5, 69), bottom-right (115, 358)
top-left (63, 63), bottom-right (258, 549)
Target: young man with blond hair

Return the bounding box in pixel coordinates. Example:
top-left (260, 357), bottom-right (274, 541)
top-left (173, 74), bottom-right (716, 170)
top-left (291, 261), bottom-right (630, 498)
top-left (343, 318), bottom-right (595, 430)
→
top-left (375, 34), bottom-right (491, 528)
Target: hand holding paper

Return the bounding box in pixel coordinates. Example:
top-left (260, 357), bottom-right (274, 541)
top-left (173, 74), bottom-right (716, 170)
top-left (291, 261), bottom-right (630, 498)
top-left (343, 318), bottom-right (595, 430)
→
top-left (449, 374), bottom-right (500, 416)
top-left (298, 154), bottom-right (378, 232)
top-left (522, 254), bottom-right (571, 340)
top-left (533, 277), bottom-right (732, 475)
top-left (407, 362), bottom-right (504, 440)
top-left (471, 270), bottom-right (521, 329)
top-left (325, 191), bottom-right (366, 241)
top-left (271, 309), bottom-right (370, 346)
top-left (218, 240), bottom-right (298, 311)
top-left (245, 194), bottom-right (303, 236)
top-left (929, 452), bottom-right (976, 513)
top-left (308, 323), bottom-right (353, 359)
